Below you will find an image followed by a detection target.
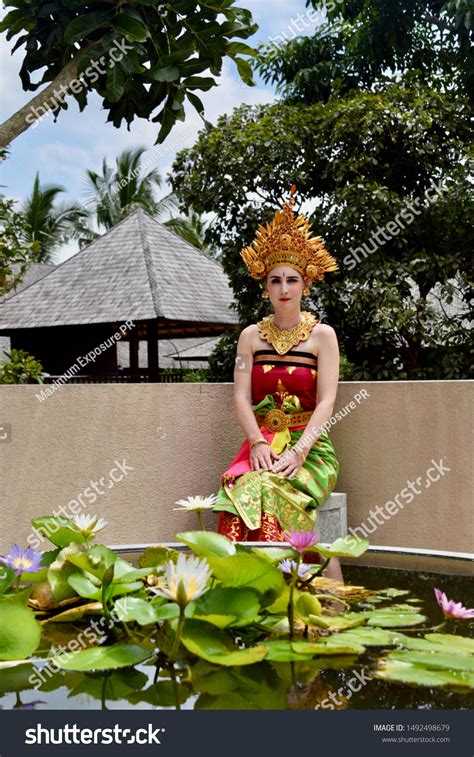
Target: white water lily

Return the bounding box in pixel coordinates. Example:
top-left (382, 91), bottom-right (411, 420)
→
top-left (72, 514), bottom-right (107, 537)
top-left (153, 553), bottom-right (211, 608)
top-left (173, 495), bottom-right (217, 511)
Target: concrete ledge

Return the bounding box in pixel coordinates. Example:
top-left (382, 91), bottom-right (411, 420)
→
top-left (0, 381), bottom-right (471, 553)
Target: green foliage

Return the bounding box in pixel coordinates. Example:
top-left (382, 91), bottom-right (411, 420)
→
top-left (0, 602), bottom-right (41, 661)
top-left (20, 174), bottom-right (89, 262)
top-left (171, 81), bottom-right (473, 380)
top-left (0, 197), bottom-right (40, 295)
top-left (1, 514), bottom-right (473, 698)
top-left (0, 0), bottom-right (258, 145)
top-left (0, 349), bottom-right (45, 384)
top-left (52, 643), bottom-right (151, 671)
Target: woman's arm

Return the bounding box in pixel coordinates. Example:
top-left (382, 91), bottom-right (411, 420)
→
top-left (234, 327), bottom-right (280, 471)
top-left (273, 325), bottom-right (339, 476)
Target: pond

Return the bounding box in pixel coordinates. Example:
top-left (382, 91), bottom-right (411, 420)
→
top-left (1, 515), bottom-right (473, 712)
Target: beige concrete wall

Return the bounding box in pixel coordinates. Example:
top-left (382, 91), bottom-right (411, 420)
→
top-left (0, 381), bottom-right (472, 554)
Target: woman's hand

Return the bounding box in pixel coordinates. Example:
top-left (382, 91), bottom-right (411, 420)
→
top-left (250, 441), bottom-right (281, 472)
top-left (271, 447), bottom-right (307, 478)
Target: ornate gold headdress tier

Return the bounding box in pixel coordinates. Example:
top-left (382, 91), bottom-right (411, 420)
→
top-left (241, 185), bottom-right (338, 281)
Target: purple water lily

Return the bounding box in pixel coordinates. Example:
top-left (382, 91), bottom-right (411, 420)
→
top-left (434, 588), bottom-right (474, 619)
top-left (285, 528), bottom-right (318, 554)
top-left (278, 559), bottom-right (308, 578)
top-left (1, 544), bottom-right (44, 576)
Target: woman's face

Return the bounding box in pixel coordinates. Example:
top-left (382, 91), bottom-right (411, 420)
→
top-left (265, 266), bottom-right (306, 310)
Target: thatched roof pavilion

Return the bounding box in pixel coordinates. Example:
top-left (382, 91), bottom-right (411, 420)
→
top-left (0, 209), bottom-right (237, 381)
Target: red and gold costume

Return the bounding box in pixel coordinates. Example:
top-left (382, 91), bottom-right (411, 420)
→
top-left (214, 186), bottom-right (339, 543)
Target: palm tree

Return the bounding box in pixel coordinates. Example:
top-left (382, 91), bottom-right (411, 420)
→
top-left (21, 174), bottom-right (89, 263)
top-left (82, 146), bottom-right (208, 250)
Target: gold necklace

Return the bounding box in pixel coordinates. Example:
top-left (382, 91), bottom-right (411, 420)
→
top-left (257, 311), bottom-right (318, 355)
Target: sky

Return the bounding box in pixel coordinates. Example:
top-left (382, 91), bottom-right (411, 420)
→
top-left (0, 1), bottom-right (324, 262)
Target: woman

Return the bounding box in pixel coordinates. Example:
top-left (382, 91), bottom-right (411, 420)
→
top-left (212, 187), bottom-right (343, 581)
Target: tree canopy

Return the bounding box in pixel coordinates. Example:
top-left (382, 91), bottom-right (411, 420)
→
top-left (171, 81), bottom-right (472, 380)
top-left (0, 0), bottom-right (258, 147)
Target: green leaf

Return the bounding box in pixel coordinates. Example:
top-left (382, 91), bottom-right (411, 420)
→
top-left (180, 620), bottom-right (268, 665)
top-left (312, 536), bottom-right (369, 559)
top-left (139, 546), bottom-right (178, 568)
top-left (388, 650), bottom-right (474, 673)
top-left (375, 659), bottom-right (474, 689)
top-left (113, 597), bottom-right (159, 625)
top-left (334, 628), bottom-right (402, 646)
top-left (308, 614), bottom-right (366, 631)
top-left (31, 516), bottom-right (85, 548)
top-left (52, 643), bottom-right (152, 671)
top-left (48, 543), bottom-right (87, 601)
top-left (113, 14), bottom-right (149, 42)
top-left (42, 602), bottom-right (103, 623)
top-left (0, 565), bottom-right (15, 595)
top-left (176, 531), bottom-right (236, 558)
top-left (67, 573), bottom-right (101, 600)
top-left (206, 553), bottom-right (284, 603)
top-left (263, 640), bottom-right (314, 662)
top-left (233, 56), bottom-right (255, 86)
top-left (0, 602), bottom-right (41, 661)
top-left (366, 611), bottom-right (426, 628)
top-left (153, 602), bottom-right (180, 621)
top-left (64, 12), bottom-right (113, 44)
top-left (292, 638), bottom-right (366, 655)
top-left (151, 66), bottom-right (180, 82)
top-left (295, 593), bottom-right (322, 620)
top-left (192, 587), bottom-right (261, 628)
top-left (425, 633), bottom-right (474, 653)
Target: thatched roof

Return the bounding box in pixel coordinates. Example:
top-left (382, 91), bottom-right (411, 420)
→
top-left (0, 210), bottom-right (237, 331)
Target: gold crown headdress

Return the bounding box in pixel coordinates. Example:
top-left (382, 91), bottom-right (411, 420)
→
top-left (241, 185), bottom-right (338, 282)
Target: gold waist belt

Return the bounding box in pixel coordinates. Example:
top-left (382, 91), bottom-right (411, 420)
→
top-left (254, 408), bottom-right (313, 432)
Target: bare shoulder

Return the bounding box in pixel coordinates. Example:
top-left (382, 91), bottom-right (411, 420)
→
top-left (312, 322), bottom-right (339, 357)
top-left (237, 324), bottom-right (259, 352)
top-left (315, 323), bottom-right (338, 340)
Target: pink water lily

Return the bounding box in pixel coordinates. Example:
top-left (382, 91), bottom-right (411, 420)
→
top-left (285, 528), bottom-right (318, 554)
top-left (434, 588), bottom-right (474, 619)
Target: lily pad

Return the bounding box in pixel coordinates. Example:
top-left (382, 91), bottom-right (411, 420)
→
top-left (192, 587), bottom-right (261, 629)
top-left (176, 531), bottom-right (236, 558)
top-left (375, 659), bottom-right (474, 689)
top-left (206, 553), bottom-right (284, 603)
top-left (292, 638), bottom-right (366, 655)
top-left (113, 597), bottom-right (160, 625)
top-left (31, 516), bottom-right (86, 548)
top-left (295, 593), bottom-right (322, 621)
top-left (42, 602), bottom-right (103, 623)
top-left (388, 650), bottom-right (474, 673)
top-left (311, 536), bottom-right (369, 559)
top-left (262, 640), bottom-right (315, 662)
top-left (334, 628), bottom-right (402, 646)
top-left (0, 602), bottom-right (42, 661)
top-left (425, 633), bottom-right (474, 653)
top-left (138, 546), bottom-right (179, 568)
top-left (180, 620), bottom-right (268, 666)
top-left (308, 614), bottom-right (366, 631)
top-left (52, 643), bottom-right (152, 671)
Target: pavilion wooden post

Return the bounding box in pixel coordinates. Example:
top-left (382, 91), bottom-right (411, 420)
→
top-left (129, 323), bottom-right (139, 381)
top-left (147, 318), bottom-right (159, 382)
